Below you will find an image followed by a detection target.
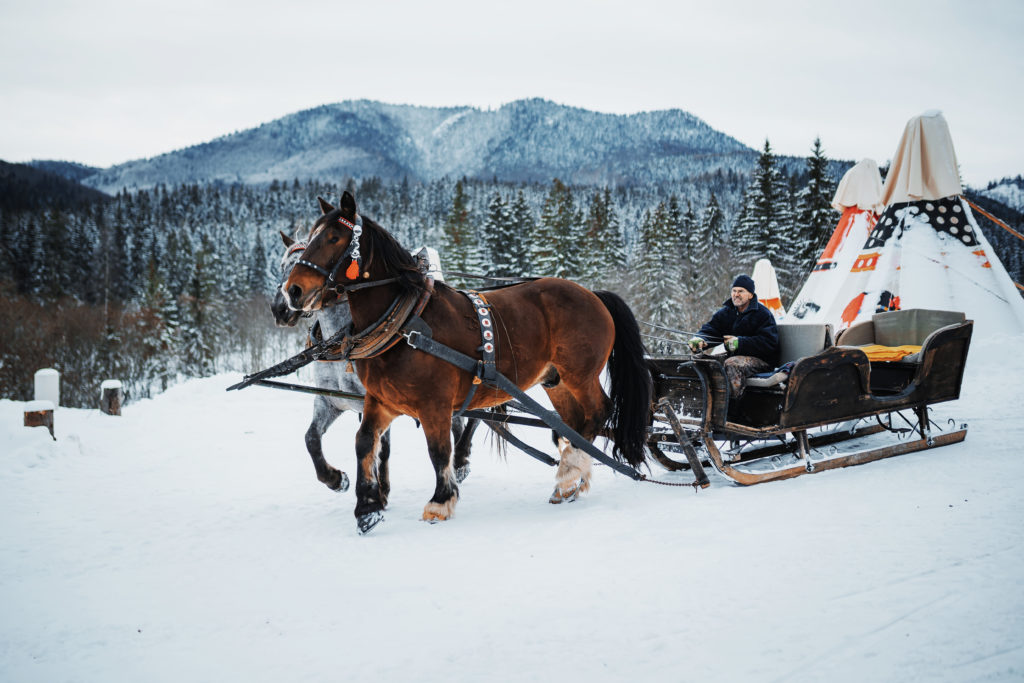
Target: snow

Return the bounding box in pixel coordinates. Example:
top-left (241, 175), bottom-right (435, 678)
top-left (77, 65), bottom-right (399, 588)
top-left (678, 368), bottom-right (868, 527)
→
top-left (2, 336), bottom-right (1023, 682)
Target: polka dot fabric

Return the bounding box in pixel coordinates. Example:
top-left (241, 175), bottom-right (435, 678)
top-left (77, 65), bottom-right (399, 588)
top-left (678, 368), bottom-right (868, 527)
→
top-left (864, 196), bottom-right (978, 249)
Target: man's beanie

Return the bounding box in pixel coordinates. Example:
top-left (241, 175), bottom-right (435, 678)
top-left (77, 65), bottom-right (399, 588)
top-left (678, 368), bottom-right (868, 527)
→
top-left (732, 274), bottom-right (756, 294)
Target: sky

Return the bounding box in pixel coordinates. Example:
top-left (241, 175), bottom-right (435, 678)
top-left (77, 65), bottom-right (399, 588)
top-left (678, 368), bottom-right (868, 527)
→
top-left (1, 0), bottom-right (1022, 187)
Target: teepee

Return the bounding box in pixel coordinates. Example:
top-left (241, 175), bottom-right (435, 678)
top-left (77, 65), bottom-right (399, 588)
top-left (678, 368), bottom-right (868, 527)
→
top-left (788, 158), bottom-right (885, 327)
top-left (752, 258), bottom-right (787, 322)
top-left (790, 112), bottom-right (1024, 337)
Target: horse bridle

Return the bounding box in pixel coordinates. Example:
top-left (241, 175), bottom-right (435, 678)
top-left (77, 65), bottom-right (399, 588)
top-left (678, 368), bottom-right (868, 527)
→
top-left (294, 213), bottom-right (364, 290)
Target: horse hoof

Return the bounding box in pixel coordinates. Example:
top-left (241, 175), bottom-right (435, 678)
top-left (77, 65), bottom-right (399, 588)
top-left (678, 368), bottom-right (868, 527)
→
top-left (548, 479), bottom-right (584, 504)
top-left (357, 511), bottom-right (384, 535)
top-left (327, 471), bottom-right (350, 492)
top-left (422, 500), bottom-right (455, 523)
top-left (455, 465), bottom-right (471, 484)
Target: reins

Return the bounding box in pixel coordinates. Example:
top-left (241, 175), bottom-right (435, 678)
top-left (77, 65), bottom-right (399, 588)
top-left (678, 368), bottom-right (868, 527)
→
top-left (269, 223), bottom-right (710, 490)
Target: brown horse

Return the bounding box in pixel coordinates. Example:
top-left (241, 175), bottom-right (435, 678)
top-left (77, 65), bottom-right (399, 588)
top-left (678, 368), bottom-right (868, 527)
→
top-left (283, 191), bottom-right (651, 533)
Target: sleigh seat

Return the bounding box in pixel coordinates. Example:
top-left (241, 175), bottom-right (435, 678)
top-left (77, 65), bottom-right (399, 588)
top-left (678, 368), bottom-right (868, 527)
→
top-left (835, 308), bottom-right (967, 394)
top-left (744, 323), bottom-right (834, 389)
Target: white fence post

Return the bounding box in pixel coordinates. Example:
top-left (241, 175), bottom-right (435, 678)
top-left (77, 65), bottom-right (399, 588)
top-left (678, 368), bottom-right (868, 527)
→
top-left (34, 368), bottom-right (60, 407)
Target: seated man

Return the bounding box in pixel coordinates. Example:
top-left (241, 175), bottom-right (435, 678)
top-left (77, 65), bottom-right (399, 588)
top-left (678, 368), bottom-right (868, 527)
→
top-left (689, 274), bottom-right (780, 401)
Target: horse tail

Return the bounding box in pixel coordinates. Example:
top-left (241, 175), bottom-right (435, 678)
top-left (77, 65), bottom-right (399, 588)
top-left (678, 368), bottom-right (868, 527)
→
top-left (594, 290), bottom-right (652, 468)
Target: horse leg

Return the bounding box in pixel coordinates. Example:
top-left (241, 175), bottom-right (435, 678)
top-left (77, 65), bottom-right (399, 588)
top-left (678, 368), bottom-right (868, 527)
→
top-left (451, 416), bottom-right (478, 484)
top-left (543, 380), bottom-right (610, 504)
top-left (378, 427), bottom-right (392, 507)
top-left (305, 396), bottom-right (350, 492)
top-left (421, 412), bottom-right (460, 523)
top-left (353, 399), bottom-right (396, 534)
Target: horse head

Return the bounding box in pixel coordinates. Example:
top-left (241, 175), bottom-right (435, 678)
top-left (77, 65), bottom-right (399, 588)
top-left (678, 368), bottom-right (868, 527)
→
top-left (282, 191), bottom-right (425, 313)
top-left (282, 191), bottom-right (363, 312)
top-left (271, 230), bottom-right (312, 326)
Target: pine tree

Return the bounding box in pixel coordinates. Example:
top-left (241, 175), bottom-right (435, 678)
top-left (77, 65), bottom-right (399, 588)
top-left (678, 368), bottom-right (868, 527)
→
top-left (533, 178), bottom-right (581, 279)
top-left (247, 230), bottom-right (271, 295)
top-left (733, 140), bottom-right (794, 277)
top-left (792, 137), bottom-right (837, 292)
top-left (636, 202), bottom-right (684, 347)
top-left (481, 190), bottom-right (517, 277)
top-left (178, 232), bottom-right (226, 376)
top-left (441, 179), bottom-right (477, 283)
top-left (688, 193), bottom-right (725, 306)
top-left (507, 190), bottom-right (534, 276)
top-left (580, 188), bottom-right (625, 288)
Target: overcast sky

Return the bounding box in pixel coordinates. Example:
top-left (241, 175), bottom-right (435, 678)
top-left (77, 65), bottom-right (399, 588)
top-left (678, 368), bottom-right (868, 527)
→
top-left (1, 0), bottom-right (1021, 186)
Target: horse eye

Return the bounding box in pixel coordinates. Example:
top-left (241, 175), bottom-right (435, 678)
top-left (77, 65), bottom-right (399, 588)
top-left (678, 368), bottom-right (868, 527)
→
top-left (328, 236), bottom-right (340, 244)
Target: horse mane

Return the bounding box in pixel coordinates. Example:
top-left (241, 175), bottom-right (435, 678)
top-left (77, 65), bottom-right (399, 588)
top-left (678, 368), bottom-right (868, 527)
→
top-left (316, 209), bottom-right (425, 294)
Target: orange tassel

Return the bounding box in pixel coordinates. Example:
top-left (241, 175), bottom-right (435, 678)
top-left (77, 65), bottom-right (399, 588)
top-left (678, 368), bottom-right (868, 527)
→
top-left (345, 259), bottom-right (360, 280)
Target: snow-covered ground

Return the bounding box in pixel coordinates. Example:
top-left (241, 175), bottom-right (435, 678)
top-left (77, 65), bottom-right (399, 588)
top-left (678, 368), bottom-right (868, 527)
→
top-left (2, 335), bottom-right (1023, 682)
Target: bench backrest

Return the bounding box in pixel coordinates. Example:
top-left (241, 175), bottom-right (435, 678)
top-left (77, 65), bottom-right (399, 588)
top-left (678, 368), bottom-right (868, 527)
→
top-left (777, 323), bottom-right (832, 364)
top-left (872, 309), bottom-right (966, 346)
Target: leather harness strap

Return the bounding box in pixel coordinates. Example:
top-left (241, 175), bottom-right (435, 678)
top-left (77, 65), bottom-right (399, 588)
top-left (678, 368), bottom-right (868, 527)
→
top-left (331, 278), bottom-right (435, 362)
top-left (455, 290), bottom-right (498, 416)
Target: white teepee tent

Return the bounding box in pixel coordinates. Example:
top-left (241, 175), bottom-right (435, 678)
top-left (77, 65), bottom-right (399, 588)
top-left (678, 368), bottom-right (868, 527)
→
top-left (790, 112), bottom-right (1024, 337)
top-left (788, 159), bottom-right (885, 327)
top-left (752, 258), bottom-right (787, 322)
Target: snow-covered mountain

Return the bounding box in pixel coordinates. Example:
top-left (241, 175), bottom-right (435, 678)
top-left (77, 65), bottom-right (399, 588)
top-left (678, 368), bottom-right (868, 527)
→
top-left (80, 99), bottom-right (756, 194)
top-left (980, 176), bottom-right (1024, 213)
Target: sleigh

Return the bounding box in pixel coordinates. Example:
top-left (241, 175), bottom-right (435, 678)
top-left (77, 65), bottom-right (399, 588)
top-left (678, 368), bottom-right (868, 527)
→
top-left (646, 308), bottom-right (973, 486)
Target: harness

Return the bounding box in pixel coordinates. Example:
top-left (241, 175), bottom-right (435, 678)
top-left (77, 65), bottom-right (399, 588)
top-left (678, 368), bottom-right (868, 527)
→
top-left (314, 279), bottom-right (434, 363)
top-left (455, 290), bottom-right (498, 415)
top-left (294, 213), bottom-right (365, 288)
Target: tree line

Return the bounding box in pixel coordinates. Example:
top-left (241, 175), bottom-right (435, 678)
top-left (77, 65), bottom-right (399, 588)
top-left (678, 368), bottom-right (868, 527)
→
top-left (0, 139), bottom-right (840, 406)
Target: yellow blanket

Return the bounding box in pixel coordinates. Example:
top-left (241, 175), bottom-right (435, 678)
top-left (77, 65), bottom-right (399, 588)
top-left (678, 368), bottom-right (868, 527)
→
top-left (859, 344), bottom-right (922, 361)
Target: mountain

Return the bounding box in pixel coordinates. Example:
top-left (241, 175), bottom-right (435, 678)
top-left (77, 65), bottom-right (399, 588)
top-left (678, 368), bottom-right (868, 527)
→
top-left (26, 160), bottom-right (102, 183)
top-left (979, 176), bottom-right (1024, 213)
top-left (0, 160), bottom-right (110, 212)
top-left (80, 99), bottom-right (757, 194)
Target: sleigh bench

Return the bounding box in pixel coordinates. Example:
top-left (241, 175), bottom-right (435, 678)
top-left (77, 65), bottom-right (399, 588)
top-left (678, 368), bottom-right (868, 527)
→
top-left (835, 309), bottom-right (968, 394)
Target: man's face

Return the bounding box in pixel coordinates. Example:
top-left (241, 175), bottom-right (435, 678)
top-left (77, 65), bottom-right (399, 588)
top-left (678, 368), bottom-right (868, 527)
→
top-left (731, 286), bottom-right (754, 310)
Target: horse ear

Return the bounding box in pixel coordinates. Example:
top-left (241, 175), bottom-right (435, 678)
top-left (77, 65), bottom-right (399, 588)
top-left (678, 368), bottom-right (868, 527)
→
top-left (280, 230), bottom-right (295, 247)
top-left (340, 190), bottom-right (357, 217)
top-left (317, 196), bottom-right (335, 214)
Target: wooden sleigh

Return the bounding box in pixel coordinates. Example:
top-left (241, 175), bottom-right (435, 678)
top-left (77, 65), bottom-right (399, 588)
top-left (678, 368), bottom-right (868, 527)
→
top-left (647, 308), bottom-right (973, 486)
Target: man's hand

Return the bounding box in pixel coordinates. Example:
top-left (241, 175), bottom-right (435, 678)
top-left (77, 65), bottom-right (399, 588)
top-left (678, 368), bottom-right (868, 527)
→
top-left (688, 337), bottom-right (707, 353)
top-left (724, 335), bottom-right (739, 353)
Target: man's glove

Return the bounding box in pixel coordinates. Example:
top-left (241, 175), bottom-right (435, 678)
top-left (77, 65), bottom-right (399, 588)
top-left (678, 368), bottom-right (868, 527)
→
top-left (725, 337), bottom-right (739, 353)
top-left (688, 337), bottom-right (705, 353)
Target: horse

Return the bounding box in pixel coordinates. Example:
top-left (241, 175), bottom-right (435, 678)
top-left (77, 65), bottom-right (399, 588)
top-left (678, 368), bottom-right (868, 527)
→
top-left (270, 225), bottom-right (478, 501)
top-left (282, 191), bottom-right (651, 533)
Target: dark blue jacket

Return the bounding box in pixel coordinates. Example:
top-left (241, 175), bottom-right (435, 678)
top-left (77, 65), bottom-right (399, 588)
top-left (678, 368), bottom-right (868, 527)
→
top-left (697, 295), bottom-right (780, 367)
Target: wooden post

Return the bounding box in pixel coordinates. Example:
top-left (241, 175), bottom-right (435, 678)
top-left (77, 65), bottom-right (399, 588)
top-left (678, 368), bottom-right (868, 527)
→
top-left (24, 400), bottom-right (55, 440)
top-left (100, 380), bottom-right (123, 416)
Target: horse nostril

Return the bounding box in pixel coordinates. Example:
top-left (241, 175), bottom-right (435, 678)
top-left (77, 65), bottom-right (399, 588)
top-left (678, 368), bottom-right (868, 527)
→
top-left (287, 284), bottom-right (303, 304)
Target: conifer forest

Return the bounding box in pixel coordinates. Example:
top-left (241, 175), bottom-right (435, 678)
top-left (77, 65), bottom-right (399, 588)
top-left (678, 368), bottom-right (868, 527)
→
top-left (2, 139), bottom-right (1019, 407)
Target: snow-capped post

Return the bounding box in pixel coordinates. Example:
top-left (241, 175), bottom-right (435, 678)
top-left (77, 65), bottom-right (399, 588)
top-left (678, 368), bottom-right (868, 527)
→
top-left (34, 368), bottom-right (60, 408)
top-left (24, 400), bottom-right (55, 440)
top-left (100, 380), bottom-right (123, 416)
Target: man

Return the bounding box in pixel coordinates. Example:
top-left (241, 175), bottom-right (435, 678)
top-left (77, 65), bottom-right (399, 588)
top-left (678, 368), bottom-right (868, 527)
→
top-left (688, 274), bottom-right (780, 402)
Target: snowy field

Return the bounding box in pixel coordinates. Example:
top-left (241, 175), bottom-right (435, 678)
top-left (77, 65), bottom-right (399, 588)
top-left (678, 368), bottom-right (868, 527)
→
top-left (2, 334), bottom-right (1023, 682)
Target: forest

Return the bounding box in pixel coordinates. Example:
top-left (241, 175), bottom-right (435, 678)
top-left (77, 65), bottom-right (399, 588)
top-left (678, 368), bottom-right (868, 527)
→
top-left (2, 139), bottom-right (1020, 407)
